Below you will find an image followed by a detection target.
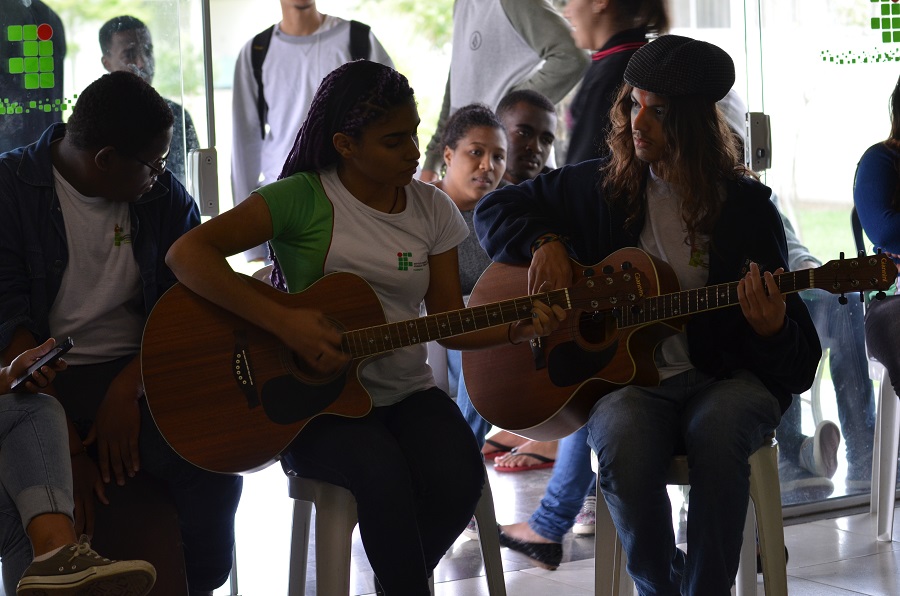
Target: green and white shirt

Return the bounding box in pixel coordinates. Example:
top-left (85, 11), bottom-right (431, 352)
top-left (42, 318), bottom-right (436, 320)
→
top-left (258, 169), bottom-right (468, 406)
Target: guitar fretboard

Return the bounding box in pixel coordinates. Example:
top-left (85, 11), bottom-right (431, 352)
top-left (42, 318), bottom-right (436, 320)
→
top-left (613, 269), bottom-right (814, 327)
top-left (341, 289), bottom-right (573, 358)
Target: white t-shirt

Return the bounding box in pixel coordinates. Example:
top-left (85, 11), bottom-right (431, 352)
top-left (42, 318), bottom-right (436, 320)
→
top-left (260, 169), bottom-right (468, 406)
top-left (638, 171), bottom-right (711, 380)
top-left (48, 167), bottom-right (143, 365)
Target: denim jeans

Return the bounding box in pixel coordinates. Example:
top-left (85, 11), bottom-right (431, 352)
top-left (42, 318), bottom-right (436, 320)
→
top-left (448, 349), bottom-right (492, 450)
top-left (52, 357), bottom-right (243, 593)
top-left (528, 425), bottom-right (596, 542)
top-left (281, 387), bottom-right (484, 596)
top-left (586, 369), bottom-right (781, 596)
top-left (778, 290), bottom-right (875, 468)
top-left (0, 393), bottom-right (73, 594)
top-left (865, 294), bottom-right (900, 396)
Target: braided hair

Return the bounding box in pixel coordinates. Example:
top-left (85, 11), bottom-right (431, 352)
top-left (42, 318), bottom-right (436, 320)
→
top-left (268, 60), bottom-right (415, 289)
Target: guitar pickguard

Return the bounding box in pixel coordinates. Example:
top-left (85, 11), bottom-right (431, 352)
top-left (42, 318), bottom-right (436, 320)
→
top-left (261, 375), bottom-right (348, 424)
top-left (547, 339), bottom-right (619, 387)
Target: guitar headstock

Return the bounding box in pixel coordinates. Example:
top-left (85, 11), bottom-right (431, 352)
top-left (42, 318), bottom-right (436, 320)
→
top-left (813, 252), bottom-right (895, 295)
top-left (568, 268), bottom-right (644, 312)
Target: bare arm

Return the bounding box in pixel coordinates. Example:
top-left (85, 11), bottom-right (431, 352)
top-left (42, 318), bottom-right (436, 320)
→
top-left (165, 194), bottom-right (345, 374)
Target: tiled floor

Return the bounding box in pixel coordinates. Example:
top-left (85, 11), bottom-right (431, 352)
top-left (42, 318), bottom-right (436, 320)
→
top-left (215, 459), bottom-right (900, 596)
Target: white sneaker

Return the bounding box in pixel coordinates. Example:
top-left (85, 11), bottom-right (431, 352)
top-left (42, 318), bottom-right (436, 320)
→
top-left (572, 495), bottom-right (596, 536)
top-left (462, 516), bottom-right (479, 541)
top-left (799, 420), bottom-right (841, 479)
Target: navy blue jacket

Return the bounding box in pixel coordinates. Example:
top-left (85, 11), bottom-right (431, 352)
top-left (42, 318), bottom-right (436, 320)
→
top-left (0, 123), bottom-right (201, 352)
top-left (474, 159), bottom-right (822, 412)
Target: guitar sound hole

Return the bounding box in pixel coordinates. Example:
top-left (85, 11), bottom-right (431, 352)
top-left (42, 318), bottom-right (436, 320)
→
top-left (579, 312), bottom-right (614, 344)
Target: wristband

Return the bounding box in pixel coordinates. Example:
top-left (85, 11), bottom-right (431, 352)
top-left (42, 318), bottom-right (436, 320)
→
top-left (531, 233), bottom-right (562, 255)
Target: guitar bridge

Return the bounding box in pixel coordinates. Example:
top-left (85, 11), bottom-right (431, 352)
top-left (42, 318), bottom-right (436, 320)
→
top-left (233, 330), bottom-right (260, 409)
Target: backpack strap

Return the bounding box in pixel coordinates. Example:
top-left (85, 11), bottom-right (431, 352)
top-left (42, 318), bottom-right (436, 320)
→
top-left (250, 25), bottom-right (275, 140)
top-left (349, 20), bottom-right (371, 61)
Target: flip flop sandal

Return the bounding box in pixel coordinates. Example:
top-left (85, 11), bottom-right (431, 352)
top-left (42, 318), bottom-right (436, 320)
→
top-left (493, 448), bottom-right (555, 473)
top-left (481, 438), bottom-right (515, 461)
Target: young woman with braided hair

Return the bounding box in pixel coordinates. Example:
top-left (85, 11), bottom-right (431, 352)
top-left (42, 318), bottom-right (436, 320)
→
top-left (166, 60), bottom-right (564, 593)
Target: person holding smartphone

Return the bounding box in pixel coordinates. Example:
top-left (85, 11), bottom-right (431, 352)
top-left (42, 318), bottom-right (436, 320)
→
top-left (0, 339), bottom-right (156, 595)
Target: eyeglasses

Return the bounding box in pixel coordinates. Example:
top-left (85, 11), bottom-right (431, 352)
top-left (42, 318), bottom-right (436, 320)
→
top-left (133, 154), bottom-right (168, 176)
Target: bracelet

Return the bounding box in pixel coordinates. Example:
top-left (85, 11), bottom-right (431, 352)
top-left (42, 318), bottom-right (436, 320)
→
top-left (507, 322), bottom-right (522, 345)
top-left (531, 233), bottom-right (562, 255)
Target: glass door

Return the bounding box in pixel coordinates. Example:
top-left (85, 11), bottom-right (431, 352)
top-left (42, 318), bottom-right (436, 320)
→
top-left (666, 0), bottom-right (887, 514)
top-left (0, 0), bottom-right (216, 211)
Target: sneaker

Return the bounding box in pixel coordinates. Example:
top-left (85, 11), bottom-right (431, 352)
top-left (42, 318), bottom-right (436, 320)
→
top-left (572, 495), bottom-right (596, 536)
top-left (778, 459), bottom-right (834, 504)
top-left (17, 536), bottom-right (156, 596)
top-left (462, 516), bottom-right (479, 541)
top-left (798, 420), bottom-right (841, 479)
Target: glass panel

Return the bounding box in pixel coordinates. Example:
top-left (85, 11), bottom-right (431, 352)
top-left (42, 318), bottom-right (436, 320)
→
top-left (667, 0), bottom-right (880, 512)
top-left (754, 0), bottom-right (889, 509)
top-left (0, 0), bottom-right (211, 189)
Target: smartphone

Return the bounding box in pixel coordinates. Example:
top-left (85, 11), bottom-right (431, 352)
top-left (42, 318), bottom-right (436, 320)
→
top-left (11, 337), bottom-right (74, 392)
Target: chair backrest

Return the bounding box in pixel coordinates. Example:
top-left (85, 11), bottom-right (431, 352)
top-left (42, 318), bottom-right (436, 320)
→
top-left (851, 205), bottom-right (867, 255)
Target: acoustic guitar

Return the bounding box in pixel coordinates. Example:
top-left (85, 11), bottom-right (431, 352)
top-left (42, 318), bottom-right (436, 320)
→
top-left (462, 248), bottom-right (895, 441)
top-left (141, 267), bottom-right (642, 474)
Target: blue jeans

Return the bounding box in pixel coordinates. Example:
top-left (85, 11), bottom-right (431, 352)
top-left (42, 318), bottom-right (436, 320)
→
top-left (281, 387), bottom-right (484, 595)
top-left (448, 350), bottom-right (492, 449)
top-left (586, 369), bottom-right (781, 596)
top-left (0, 393), bottom-right (73, 594)
top-left (528, 425), bottom-right (596, 542)
top-left (778, 290), bottom-right (875, 467)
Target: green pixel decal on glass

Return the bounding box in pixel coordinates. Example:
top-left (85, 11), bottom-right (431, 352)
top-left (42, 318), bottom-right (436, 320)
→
top-left (2, 21), bottom-right (69, 114)
top-left (826, 0), bottom-right (900, 64)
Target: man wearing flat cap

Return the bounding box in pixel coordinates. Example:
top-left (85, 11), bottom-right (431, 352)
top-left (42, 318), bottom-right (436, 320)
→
top-left (475, 35), bottom-right (820, 593)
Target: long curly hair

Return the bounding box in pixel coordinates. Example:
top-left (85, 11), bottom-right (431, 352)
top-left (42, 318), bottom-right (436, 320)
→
top-left (268, 61), bottom-right (415, 289)
top-left (602, 83), bottom-right (749, 248)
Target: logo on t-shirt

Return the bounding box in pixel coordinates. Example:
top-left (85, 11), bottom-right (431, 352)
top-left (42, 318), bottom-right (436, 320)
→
top-left (397, 251), bottom-right (412, 271)
top-left (114, 224), bottom-right (132, 247)
top-left (469, 31), bottom-right (482, 51)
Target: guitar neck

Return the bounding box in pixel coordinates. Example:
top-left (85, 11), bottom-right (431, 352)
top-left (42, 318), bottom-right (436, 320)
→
top-left (613, 268), bottom-right (813, 327)
top-left (342, 289), bottom-right (571, 358)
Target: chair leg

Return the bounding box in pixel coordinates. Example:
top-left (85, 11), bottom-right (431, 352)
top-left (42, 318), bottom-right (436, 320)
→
top-left (287, 499), bottom-right (312, 596)
top-left (875, 378), bottom-right (899, 542)
top-left (734, 503), bottom-right (757, 596)
top-left (750, 442), bottom-right (788, 596)
top-left (312, 484), bottom-right (358, 595)
top-left (594, 474), bottom-right (631, 596)
top-left (473, 476), bottom-right (508, 595)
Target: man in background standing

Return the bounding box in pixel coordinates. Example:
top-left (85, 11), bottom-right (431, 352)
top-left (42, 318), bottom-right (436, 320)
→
top-left (231, 0), bottom-right (393, 262)
top-left (99, 15), bottom-right (200, 187)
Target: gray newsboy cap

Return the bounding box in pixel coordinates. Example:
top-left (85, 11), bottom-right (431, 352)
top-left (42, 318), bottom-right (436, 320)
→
top-left (624, 35), bottom-right (735, 101)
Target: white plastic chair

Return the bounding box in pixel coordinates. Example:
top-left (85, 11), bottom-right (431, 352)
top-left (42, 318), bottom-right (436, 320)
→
top-left (592, 436), bottom-right (787, 596)
top-left (285, 472), bottom-right (507, 595)
top-left (868, 358), bottom-right (899, 542)
top-left (849, 208), bottom-right (900, 541)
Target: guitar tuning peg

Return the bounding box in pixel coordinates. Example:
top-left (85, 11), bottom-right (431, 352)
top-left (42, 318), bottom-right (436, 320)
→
top-left (876, 291), bottom-right (887, 301)
top-left (858, 249), bottom-right (866, 258)
top-left (840, 251), bottom-right (845, 260)
top-left (860, 291), bottom-right (865, 302)
top-left (838, 294), bottom-right (848, 305)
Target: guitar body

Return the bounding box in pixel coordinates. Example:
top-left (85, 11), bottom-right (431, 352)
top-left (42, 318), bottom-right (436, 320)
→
top-left (142, 273), bottom-right (383, 474)
top-left (463, 248), bottom-right (684, 441)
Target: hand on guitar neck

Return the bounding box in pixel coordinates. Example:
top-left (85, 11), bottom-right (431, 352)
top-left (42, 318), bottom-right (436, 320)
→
top-left (736, 262), bottom-right (786, 338)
